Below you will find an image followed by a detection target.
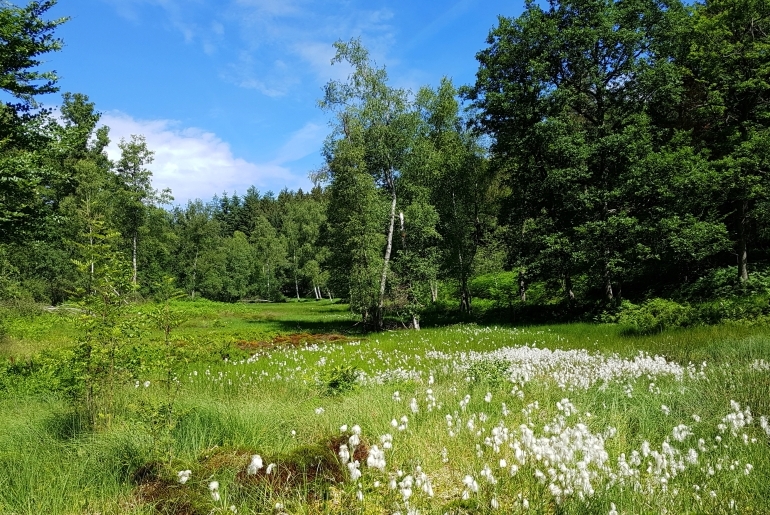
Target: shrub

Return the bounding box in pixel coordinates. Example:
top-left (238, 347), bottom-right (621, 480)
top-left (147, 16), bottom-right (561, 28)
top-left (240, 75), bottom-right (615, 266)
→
top-left (318, 364), bottom-right (360, 396)
top-left (617, 298), bottom-right (694, 335)
top-left (466, 358), bottom-right (510, 388)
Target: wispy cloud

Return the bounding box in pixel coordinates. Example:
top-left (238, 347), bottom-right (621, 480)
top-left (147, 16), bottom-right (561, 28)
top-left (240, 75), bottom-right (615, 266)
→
top-left (103, 0), bottom-right (398, 96)
top-left (101, 112), bottom-right (317, 204)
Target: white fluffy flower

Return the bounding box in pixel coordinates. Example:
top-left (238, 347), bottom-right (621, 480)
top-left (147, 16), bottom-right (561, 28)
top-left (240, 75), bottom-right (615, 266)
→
top-left (247, 455), bottom-right (263, 475)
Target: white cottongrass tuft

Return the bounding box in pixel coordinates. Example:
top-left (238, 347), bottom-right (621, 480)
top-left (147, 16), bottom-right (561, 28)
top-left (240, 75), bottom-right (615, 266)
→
top-left (209, 480), bottom-right (220, 502)
top-left (177, 469), bottom-right (191, 484)
top-left (338, 444), bottom-right (350, 464)
top-left (247, 455), bottom-right (263, 475)
top-left (366, 445), bottom-right (386, 471)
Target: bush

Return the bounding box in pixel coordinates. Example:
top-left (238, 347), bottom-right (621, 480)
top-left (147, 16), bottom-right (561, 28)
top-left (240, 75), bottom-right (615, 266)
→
top-left (466, 359), bottom-right (510, 388)
top-left (617, 298), bottom-right (694, 335)
top-left (318, 364), bottom-right (360, 396)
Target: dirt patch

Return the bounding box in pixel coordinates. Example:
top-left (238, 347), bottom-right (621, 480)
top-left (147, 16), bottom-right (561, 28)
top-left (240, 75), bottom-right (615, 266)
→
top-left (236, 333), bottom-right (353, 352)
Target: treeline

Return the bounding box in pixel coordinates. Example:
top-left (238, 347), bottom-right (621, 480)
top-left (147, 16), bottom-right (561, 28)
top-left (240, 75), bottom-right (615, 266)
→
top-left (2, 0), bottom-right (769, 329)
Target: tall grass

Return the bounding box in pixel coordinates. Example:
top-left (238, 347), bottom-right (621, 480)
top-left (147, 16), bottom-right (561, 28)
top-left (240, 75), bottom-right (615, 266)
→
top-left (0, 302), bottom-right (768, 513)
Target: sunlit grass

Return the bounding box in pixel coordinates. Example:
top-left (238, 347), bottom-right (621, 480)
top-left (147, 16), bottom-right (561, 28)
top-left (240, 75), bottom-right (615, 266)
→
top-left (1, 301), bottom-right (769, 513)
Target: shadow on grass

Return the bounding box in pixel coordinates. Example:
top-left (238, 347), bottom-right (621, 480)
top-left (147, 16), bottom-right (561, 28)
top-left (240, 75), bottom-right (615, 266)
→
top-left (265, 318), bottom-right (366, 336)
top-left (43, 409), bottom-right (92, 440)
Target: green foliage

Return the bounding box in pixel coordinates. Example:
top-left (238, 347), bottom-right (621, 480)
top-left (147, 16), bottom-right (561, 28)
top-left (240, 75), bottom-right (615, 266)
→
top-left (318, 363), bottom-right (360, 396)
top-left (616, 298), bottom-right (695, 335)
top-left (470, 272), bottom-right (517, 303)
top-left (65, 227), bottom-right (138, 428)
top-left (466, 358), bottom-right (510, 388)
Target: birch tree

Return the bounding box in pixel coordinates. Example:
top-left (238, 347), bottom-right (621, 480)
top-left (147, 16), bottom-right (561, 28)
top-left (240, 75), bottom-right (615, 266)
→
top-left (320, 38), bottom-right (418, 328)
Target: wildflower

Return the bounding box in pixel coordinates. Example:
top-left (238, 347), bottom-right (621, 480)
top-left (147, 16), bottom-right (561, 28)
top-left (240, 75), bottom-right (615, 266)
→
top-left (485, 391), bottom-right (492, 402)
top-left (366, 445), bottom-right (386, 472)
top-left (491, 497), bottom-right (499, 509)
top-left (480, 463), bottom-right (497, 484)
top-left (266, 463), bottom-right (276, 475)
top-left (177, 469), bottom-right (191, 484)
top-left (247, 455), bottom-right (263, 475)
top-left (609, 503), bottom-right (618, 515)
top-left (315, 407), bottom-right (325, 415)
top-left (661, 405), bottom-right (670, 415)
top-left (399, 475), bottom-right (414, 500)
top-left (338, 444), bottom-right (350, 464)
top-left (348, 460), bottom-right (362, 481)
top-left (209, 480), bottom-right (220, 502)
top-left (410, 397), bottom-right (419, 413)
top-left (673, 424), bottom-right (692, 442)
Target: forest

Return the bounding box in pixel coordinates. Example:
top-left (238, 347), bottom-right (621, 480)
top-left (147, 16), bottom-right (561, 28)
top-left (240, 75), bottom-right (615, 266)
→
top-left (2, 0), bottom-right (769, 331)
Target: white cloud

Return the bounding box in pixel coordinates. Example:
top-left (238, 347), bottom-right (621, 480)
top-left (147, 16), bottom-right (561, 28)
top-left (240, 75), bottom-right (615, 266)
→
top-left (101, 112), bottom-right (317, 204)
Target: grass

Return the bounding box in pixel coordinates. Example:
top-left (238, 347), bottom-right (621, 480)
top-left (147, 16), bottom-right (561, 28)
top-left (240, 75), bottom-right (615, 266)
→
top-left (0, 300), bottom-right (769, 513)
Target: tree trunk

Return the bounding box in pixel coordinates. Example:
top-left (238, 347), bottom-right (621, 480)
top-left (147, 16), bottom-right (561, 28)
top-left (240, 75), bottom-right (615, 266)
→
top-left (738, 199), bottom-right (749, 282)
top-left (412, 315), bottom-right (420, 331)
top-left (565, 274), bottom-right (574, 305)
top-left (430, 281), bottom-right (438, 303)
top-left (293, 250), bottom-right (300, 300)
top-left (519, 270), bottom-right (527, 302)
top-left (377, 186), bottom-right (398, 329)
top-left (132, 231), bottom-right (138, 286)
top-left (604, 269), bottom-right (614, 301)
top-left (327, 288), bottom-right (333, 301)
top-left (459, 274), bottom-right (471, 314)
top-left (191, 249), bottom-right (198, 299)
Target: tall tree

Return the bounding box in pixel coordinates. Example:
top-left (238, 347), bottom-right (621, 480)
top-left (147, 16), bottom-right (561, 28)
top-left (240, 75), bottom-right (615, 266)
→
top-left (683, 0), bottom-right (770, 282)
top-left (417, 79), bottom-right (493, 313)
top-left (114, 134), bottom-right (170, 286)
top-left (320, 38), bottom-right (418, 328)
top-left (463, 0), bottom-right (707, 301)
top-left (0, 0), bottom-right (67, 242)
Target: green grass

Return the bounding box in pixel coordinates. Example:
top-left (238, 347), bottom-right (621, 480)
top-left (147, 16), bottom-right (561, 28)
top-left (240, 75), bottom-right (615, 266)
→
top-left (1, 300), bottom-right (769, 514)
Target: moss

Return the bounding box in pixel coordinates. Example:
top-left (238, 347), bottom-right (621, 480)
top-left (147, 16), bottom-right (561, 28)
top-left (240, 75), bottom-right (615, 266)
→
top-left (133, 435), bottom-right (356, 513)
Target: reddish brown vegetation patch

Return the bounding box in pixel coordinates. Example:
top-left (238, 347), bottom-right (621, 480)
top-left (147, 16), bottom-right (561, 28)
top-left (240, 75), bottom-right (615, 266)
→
top-left (236, 333), bottom-right (352, 352)
top-left (131, 434), bottom-right (371, 514)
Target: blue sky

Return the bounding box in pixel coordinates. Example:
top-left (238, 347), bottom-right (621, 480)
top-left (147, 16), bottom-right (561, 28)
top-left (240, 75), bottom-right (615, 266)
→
top-left (40, 0), bottom-right (525, 205)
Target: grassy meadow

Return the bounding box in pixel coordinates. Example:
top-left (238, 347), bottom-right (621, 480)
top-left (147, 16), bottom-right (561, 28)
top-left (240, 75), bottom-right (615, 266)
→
top-left (1, 299), bottom-right (769, 514)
